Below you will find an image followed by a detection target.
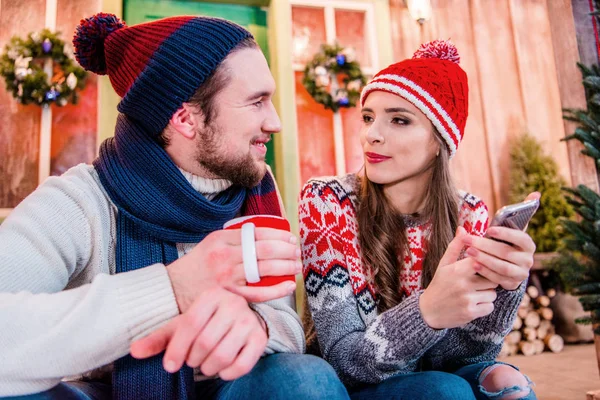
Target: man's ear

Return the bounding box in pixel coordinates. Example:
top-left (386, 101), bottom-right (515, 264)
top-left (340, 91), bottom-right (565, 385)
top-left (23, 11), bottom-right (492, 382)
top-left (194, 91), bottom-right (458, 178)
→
top-left (169, 103), bottom-right (202, 140)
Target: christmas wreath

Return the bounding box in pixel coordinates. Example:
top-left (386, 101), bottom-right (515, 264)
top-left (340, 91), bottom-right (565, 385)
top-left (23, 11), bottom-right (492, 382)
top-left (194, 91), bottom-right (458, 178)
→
top-left (0, 29), bottom-right (87, 106)
top-left (302, 43), bottom-right (367, 112)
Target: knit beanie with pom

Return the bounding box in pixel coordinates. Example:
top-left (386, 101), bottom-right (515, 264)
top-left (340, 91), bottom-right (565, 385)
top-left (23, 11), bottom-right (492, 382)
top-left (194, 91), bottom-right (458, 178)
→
top-left (73, 13), bottom-right (253, 136)
top-left (360, 40), bottom-right (468, 158)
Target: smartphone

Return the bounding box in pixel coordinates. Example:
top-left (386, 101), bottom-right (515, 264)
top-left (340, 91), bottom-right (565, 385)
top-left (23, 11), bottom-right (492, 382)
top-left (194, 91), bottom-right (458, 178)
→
top-left (485, 198), bottom-right (539, 244)
top-left (489, 199), bottom-right (540, 231)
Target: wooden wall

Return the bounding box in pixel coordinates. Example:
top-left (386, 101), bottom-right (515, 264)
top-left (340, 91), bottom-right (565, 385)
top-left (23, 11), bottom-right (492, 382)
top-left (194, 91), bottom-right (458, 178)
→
top-left (550, 0), bottom-right (600, 191)
top-left (1, 0), bottom-right (598, 216)
top-left (0, 0), bottom-right (100, 209)
top-left (390, 0), bottom-right (597, 212)
top-left (0, 0), bottom-right (46, 208)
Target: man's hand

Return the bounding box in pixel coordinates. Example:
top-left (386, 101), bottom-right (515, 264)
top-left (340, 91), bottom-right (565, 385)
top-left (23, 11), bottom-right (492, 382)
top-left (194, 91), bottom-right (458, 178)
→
top-left (130, 287), bottom-right (268, 381)
top-left (463, 193), bottom-right (539, 291)
top-left (420, 227), bottom-right (498, 329)
top-left (167, 227), bottom-right (301, 312)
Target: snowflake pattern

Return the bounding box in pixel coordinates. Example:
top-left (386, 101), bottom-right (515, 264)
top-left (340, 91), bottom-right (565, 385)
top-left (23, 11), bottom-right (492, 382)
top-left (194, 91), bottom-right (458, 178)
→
top-left (299, 175), bottom-right (489, 315)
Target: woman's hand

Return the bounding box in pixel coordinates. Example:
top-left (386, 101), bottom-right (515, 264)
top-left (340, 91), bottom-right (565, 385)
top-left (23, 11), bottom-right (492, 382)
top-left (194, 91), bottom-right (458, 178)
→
top-left (420, 227), bottom-right (498, 329)
top-left (463, 193), bottom-right (539, 291)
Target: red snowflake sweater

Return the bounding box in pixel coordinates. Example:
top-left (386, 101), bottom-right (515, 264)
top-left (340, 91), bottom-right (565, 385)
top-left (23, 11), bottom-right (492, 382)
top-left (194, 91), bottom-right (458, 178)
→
top-left (299, 174), bottom-right (525, 387)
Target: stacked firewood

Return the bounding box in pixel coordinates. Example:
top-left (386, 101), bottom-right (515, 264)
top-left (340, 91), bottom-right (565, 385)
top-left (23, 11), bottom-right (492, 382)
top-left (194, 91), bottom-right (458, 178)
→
top-left (500, 286), bottom-right (564, 357)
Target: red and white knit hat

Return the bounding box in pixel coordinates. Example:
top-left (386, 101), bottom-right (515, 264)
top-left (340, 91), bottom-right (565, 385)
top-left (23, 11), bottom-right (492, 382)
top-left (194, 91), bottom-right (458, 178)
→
top-left (360, 40), bottom-right (468, 158)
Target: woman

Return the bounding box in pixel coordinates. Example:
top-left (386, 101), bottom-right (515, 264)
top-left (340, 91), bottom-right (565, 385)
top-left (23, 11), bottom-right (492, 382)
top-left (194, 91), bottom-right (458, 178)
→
top-left (299, 40), bottom-right (537, 400)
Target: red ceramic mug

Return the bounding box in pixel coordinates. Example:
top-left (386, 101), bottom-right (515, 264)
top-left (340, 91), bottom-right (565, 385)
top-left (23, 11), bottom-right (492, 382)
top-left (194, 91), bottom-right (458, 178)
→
top-left (223, 215), bottom-right (296, 287)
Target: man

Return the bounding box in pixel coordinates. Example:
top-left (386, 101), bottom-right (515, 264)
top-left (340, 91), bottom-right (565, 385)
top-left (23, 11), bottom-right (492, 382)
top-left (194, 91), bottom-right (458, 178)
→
top-left (0, 13), bottom-right (348, 400)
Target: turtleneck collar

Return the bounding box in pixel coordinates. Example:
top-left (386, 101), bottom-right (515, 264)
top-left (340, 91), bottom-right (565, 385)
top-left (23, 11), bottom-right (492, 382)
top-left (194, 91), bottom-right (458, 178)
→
top-left (178, 168), bottom-right (233, 201)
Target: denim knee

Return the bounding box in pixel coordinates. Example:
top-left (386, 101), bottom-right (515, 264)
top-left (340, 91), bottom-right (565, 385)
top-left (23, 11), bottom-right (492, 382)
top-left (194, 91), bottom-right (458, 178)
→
top-left (417, 371), bottom-right (476, 400)
top-left (349, 370), bottom-right (475, 400)
top-left (454, 362), bottom-right (536, 400)
top-left (271, 354), bottom-right (349, 399)
top-left (233, 353), bottom-right (349, 400)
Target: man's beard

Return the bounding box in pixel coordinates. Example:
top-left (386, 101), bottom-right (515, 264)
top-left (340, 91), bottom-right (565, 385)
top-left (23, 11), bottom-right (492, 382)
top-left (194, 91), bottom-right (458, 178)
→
top-left (195, 124), bottom-right (266, 188)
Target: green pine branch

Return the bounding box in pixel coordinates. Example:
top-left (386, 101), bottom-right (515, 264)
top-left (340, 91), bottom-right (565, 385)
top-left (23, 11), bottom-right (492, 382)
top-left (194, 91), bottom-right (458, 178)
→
top-left (554, 55), bottom-right (600, 329)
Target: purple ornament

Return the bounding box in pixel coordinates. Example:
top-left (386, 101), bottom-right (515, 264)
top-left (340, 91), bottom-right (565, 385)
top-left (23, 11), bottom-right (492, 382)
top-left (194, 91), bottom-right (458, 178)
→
top-left (45, 89), bottom-right (58, 101)
top-left (338, 97), bottom-right (349, 106)
top-left (42, 38), bottom-right (52, 53)
top-left (336, 54), bottom-right (346, 66)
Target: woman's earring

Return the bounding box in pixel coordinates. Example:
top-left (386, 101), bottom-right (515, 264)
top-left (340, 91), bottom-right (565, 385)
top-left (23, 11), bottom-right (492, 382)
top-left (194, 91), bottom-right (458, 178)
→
top-left (436, 150), bottom-right (440, 157)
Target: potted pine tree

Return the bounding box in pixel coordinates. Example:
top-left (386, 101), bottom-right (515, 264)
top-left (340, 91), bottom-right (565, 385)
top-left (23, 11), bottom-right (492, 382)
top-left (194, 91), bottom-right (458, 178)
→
top-left (507, 133), bottom-right (594, 347)
top-left (508, 133), bottom-right (574, 261)
top-left (551, 62), bottom-right (600, 375)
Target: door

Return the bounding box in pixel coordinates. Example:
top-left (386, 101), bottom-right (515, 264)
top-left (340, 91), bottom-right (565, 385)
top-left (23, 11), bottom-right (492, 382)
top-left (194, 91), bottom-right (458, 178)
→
top-left (289, 0), bottom-right (379, 185)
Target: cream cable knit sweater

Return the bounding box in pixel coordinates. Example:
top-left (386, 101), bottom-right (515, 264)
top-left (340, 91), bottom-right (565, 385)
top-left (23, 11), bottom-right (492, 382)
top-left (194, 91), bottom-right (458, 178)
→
top-left (0, 164), bottom-right (304, 396)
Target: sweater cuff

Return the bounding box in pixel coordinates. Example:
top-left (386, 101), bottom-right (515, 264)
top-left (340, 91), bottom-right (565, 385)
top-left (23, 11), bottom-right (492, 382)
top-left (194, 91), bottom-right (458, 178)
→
top-left (412, 290), bottom-right (448, 343)
top-left (250, 297), bottom-right (305, 354)
top-left (112, 263), bottom-right (180, 342)
top-left (494, 280), bottom-right (526, 325)
top-left (382, 291), bottom-right (448, 348)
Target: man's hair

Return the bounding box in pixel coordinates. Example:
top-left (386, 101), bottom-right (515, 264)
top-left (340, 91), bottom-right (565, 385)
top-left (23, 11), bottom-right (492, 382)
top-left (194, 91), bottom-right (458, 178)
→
top-left (156, 37), bottom-right (259, 147)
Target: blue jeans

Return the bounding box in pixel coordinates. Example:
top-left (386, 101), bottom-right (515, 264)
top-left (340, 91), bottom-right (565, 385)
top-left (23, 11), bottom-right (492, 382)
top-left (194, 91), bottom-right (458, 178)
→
top-left (3, 354), bottom-right (349, 400)
top-left (0, 381), bottom-right (111, 400)
top-left (196, 353), bottom-right (349, 399)
top-left (350, 362), bottom-right (536, 400)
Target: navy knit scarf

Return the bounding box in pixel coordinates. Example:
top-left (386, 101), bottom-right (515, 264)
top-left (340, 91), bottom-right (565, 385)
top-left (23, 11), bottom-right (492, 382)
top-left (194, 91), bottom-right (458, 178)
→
top-left (94, 114), bottom-right (281, 400)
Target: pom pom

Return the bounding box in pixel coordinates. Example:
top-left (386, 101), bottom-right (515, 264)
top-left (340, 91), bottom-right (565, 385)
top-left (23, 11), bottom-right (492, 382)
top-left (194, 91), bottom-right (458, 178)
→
top-left (73, 13), bottom-right (125, 74)
top-left (412, 40), bottom-right (460, 64)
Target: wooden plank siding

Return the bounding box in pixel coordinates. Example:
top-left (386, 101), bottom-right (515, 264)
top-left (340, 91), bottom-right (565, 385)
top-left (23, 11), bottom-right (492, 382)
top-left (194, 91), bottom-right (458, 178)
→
top-left (51, 0), bottom-right (100, 176)
top-left (0, 0), bottom-right (45, 208)
top-left (0, 0), bottom-right (100, 209)
top-left (469, 0), bottom-right (527, 211)
top-left (432, 0), bottom-right (496, 211)
top-left (508, 0), bottom-right (572, 185)
top-left (389, 0), bottom-right (598, 213)
top-left (548, 0), bottom-right (600, 191)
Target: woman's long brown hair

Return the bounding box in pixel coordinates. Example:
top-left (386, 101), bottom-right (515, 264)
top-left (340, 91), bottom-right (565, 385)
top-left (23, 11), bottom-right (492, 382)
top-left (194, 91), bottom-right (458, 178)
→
top-left (303, 131), bottom-right (460, 354)
top-left (357, 134), bottom-right (460, 312)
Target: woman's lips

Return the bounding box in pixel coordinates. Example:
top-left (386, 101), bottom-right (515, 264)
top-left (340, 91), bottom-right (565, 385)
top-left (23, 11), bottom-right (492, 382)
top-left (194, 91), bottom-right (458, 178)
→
top-left (365, 152), bottom-right (391, 164)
